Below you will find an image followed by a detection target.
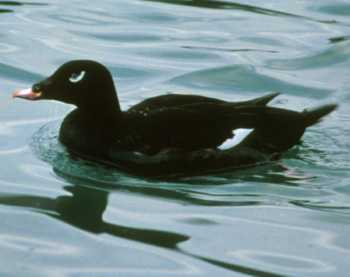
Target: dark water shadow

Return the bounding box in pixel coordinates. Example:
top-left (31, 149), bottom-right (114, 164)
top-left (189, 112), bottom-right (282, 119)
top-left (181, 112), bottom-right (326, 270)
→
top-left (0, 1), bottom-right (48, 13)
top-left (0, 167), bottom-right (286, 277)
top-left (291, 199), bottom-right (350, 215)
top-left (181, 45), bottom-right (278, 54)
top-left (329, 36), bottom-right (350, 44)
top-left (52, 162), bottom-right (266, 207)
top-left (180, 161), bottom-right (315, 187)
top-left (185, 254), bottom-right (287, 277)
top-left (143, 0), bottom-right (338, 25)
top-left (0, 173), bottom-right (188, 249)
top-left (0, 1), bottom-right (47, 6)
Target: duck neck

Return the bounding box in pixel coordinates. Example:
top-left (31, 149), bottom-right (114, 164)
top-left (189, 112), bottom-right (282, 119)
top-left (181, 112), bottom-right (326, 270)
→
top-left (78, 103), bottom-right (123, 123)
top-left (77, 84), bottom-right (123, 123)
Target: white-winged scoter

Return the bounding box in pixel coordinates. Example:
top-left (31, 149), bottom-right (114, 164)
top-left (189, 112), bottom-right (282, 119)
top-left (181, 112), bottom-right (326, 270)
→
top-left (13, 60), bottom-right (337, 177)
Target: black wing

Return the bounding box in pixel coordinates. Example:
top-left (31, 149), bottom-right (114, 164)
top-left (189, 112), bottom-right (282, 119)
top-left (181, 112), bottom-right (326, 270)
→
top-left (127, 92), bottom-right (279, 114)
top-left (120, 92), bottom-right (281, 154)
top-left (127, 94), bottom-right (226, 114)
top-left (122, 103), bottom-right (271, 154)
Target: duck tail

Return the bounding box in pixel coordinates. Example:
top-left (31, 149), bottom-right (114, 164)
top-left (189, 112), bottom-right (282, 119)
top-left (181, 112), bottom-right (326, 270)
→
top-left (303, 103), bottom-right (337, 127)
top-left (240, 92), bottom-right (280, 106)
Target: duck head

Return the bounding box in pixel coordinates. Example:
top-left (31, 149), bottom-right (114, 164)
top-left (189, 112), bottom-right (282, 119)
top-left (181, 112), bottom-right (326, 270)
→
top-left (13, 60), bottom-right (120, 111)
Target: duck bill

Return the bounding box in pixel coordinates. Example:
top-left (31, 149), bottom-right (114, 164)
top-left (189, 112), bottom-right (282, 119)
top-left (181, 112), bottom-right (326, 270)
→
top-left (12, 88), bottom-right (42, 100)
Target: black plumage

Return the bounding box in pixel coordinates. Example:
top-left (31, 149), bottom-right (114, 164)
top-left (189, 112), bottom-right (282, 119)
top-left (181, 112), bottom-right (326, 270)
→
top-left (13, 60), bottom-right (337, 177)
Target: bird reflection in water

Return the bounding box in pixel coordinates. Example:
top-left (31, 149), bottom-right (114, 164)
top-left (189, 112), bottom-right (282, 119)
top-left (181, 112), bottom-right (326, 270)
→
top-left (0, 168), bottom-right (188, 249)
top-left (0, 167), bottom-right (287, 277)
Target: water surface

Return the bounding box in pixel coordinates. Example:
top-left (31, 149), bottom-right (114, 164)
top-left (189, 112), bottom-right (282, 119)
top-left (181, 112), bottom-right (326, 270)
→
top-left (0, 0), bottom-right (349, 276)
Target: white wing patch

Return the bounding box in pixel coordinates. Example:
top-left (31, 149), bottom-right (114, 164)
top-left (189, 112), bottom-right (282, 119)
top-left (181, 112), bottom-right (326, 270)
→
top-left (218, 128), bottom-right (254, 150)
top-left (69, 71), bottom-right (86, 83)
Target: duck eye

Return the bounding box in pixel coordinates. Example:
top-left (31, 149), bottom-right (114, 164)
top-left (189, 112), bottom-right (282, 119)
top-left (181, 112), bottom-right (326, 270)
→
top-left (69, 71), bottom-right (86, 83)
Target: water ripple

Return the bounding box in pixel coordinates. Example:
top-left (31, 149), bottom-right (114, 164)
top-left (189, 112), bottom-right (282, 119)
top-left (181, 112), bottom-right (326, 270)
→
top-left (315, 3), bottom-right (350, 16)
top-left (1, 0), bottom-right (349, 275)
top-left (228, 250), bottom-right (334, 273)
top-left (170, 64), bottom-right (331, 97)
top-left (0, 62), bottom-right (44, 83)
top-left (143, 0), bottom-right (340, 24)
top-left (0, 234), bottom-right (78, 255)
top-left (267, 40), bottom-right (350, 70)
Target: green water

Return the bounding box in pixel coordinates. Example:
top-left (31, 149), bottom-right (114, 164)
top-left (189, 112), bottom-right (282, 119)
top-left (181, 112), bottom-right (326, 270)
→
top-left (0, 0), bottom-right (349, 276)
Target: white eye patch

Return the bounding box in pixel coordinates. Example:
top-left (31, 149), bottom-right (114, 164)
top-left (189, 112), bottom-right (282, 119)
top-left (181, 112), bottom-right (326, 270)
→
top-left (69, 70), bottom-right (86, 83)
